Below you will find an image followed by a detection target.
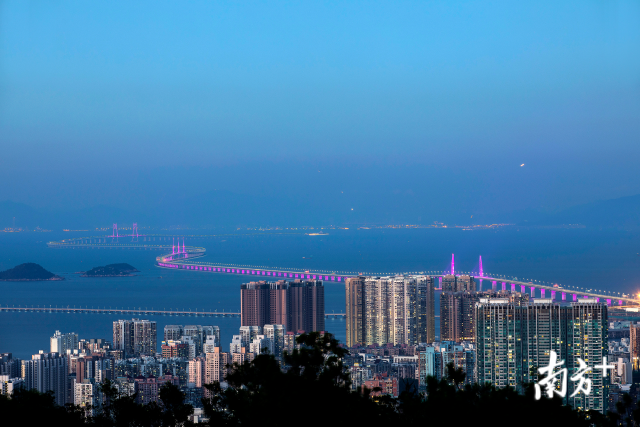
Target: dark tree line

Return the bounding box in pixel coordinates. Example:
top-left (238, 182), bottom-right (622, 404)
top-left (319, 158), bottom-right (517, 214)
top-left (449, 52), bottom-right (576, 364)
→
top-left (1, 332), bottom-right (638, 427)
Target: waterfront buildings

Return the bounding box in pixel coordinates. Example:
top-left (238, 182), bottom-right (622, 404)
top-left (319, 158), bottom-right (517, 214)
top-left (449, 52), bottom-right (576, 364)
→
top-left (50, 330), bottom-right (79, 355)
top-left (441, 286), bottom-right (529, 343)
top-left (113, 319), bottom-right (157, 358)
top-left (440, 275), bottom-right (477, 342)
top-left (240, 279), bottom-right (324, 333)
top-left (345, 275), bottom-right (435, 347)
top-left (241, 280), bottom-right (287, 328)
top-left (476, 297), bottom-right (609, 413)
top-left (0, 353), bottom-right (21, 378)
top-left (287, 280), bottom-right (325, 333)
top-left (164, 325), bottom-right (184, 342)
top-left (21, 351), bottom-right (68, 406)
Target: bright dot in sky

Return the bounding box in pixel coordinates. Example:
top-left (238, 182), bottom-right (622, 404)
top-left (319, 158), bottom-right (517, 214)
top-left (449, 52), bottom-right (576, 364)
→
top-left (351, 208), bottom-right (354, 210)
top-left (520, 163), bottom-right (525, 167)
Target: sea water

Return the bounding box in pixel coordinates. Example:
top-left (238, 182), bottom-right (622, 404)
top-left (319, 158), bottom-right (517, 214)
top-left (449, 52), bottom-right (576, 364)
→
top-left (1, 227), bottom-right (638, 358)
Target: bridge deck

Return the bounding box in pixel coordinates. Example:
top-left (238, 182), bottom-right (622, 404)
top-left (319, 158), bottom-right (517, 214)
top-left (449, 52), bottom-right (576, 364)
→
top-left (0, 306), bottom-right (346, 318)
top-left (46, 236), bottom-right (637, 306)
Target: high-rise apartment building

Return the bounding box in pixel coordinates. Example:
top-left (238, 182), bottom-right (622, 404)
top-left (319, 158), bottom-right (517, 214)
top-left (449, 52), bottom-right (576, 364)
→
top-left (345, 275), bottom-right (435, 347)
top-left (22, 351), bottom-right (69, 406)
top-left (287, 280), bottom-right (325, 333)
top-left (345, 276), bottom-right (365, 347)
top-left (440, 286), bottom-right (527, 343)
top-left (239, 326), bottom-right (261, 348)
top-left (75, 379), bottom-right (99, 416)
top-left (205, 348), bottom-right (229, 391)
top-left (440, 275), bottom-right (477, 342)
top-left (113, 319), bottom-right (157, 358)
top-left (440, 292), bottom-right (477, 342)
top-left (476, 298), bottom-right (609, 413)
top-left (203, 335), bottom-right (217, 354)
top-left (133, 319), bottom-right (157, 357)
top-left (241, 280), bottom-right (324, 333)
top-left (263, 324), bottom-right (285, 359)
top-left (0, 353), bottom-right (21, 378)
top-left (230, 335), bottom-right (244, 354)
top-left (134, 375), bottom-right (179, 405)
top-left (183, 326), bottom-right (205, 355)
top-left (630, 323), bottom-right (640, 371)
top-left (417, 276), bottom-right (436, 345)
top-left (0, 375), bottom-right (24, 396)
top-left (76, 354), bottom-right (114, 384)
top-left (163, 324), bottom-right (219, 357)
top-left (50, 330), bottom-right (79, 355)
top-left (249, 335), bottom-right (273, 355)
top-left (418, 341), bottom-right (475, 388)
top-left (113, 320), bottom-right (134, 358)
top-left (162, 341), bottom-right (190, 358)
top-left (203, 326), bottom-right (220, 348)
top-left (188, 357), bottom-right (206, 388)
top-left (164, 325), bottom-right (184, 342)
top-left (241, 281), bottom-right (287, 328)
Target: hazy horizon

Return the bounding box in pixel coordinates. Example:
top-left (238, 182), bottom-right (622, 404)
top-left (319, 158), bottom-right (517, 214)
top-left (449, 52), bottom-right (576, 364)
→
top-left (1, 1), bottom-right (639, 227)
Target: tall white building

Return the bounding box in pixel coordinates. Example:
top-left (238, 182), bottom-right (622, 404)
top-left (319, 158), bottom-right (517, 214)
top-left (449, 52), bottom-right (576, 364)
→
top-left (0, 375), bottom-right (24, 396)
top-left (263, 325), bottom-right (285, 358)
top-left (50, 330), bottom-right (78, 355)
top-left (22, 351), bottom-right (68, 406)
top-left (249, 335), bottom-right (273, 356)
top-left (239, 326), bottom-right (261, 348)
top-left (230, 335), bottom-right (243, 354)
top-left (203, 335), bottom-right (217, 354)
top-left (75, 378), bottom-right (100, 416)
top-left (203, 326), bottom-right (220, 348)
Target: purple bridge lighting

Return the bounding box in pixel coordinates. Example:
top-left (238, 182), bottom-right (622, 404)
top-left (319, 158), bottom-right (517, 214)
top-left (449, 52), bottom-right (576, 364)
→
top-left (47, 236), bottom-right (637, 307)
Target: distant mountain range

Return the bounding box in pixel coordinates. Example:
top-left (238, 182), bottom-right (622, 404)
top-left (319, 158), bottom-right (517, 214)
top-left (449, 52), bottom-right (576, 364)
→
top-left (530, 193), bottom-right (640, 229)
top-left (1, 192), bottom-right (638, 230)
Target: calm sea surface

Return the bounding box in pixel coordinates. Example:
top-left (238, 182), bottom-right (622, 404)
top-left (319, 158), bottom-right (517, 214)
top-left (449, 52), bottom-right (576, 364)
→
top-left (1, 228), bottom-right (639, 358)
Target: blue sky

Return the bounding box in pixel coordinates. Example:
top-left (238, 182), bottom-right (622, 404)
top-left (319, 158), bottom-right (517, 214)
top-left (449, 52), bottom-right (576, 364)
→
top-left (1, 1), bottom-right (639, 218)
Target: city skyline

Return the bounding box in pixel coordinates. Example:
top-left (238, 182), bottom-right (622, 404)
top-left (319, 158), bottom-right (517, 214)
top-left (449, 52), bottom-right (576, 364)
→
top-left (1, 0), bottom-right (638, 422)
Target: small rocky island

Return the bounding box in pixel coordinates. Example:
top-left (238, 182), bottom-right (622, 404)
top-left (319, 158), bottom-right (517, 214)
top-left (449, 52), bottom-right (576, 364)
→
top-left (0, 263), bottom-right (64, 281)
top-left (81, 263), bottom-right (139, 277)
